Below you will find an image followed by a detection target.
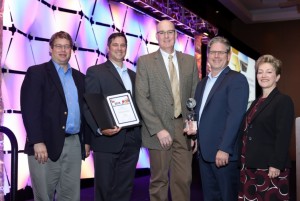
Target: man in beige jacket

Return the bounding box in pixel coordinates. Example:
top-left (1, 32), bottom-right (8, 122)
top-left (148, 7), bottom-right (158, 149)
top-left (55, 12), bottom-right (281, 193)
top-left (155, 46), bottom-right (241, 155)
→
top-left (135, 20), bottom-right (199, 201)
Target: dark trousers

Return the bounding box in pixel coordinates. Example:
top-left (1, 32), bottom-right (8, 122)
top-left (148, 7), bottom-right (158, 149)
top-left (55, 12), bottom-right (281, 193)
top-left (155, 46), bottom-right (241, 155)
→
top-left (199, 154), bottom-right (239, 201)
top-left (93, 130), bottom-right (140, 201)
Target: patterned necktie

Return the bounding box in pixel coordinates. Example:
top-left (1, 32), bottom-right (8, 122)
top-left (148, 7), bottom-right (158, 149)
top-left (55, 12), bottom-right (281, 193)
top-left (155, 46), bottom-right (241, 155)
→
top-left (168, 54), bottom-right (181, 117)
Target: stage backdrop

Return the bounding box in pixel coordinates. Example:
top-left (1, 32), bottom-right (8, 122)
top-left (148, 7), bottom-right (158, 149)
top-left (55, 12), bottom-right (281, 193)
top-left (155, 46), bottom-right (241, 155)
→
top-left (1, 0), bottom-right (5, 200)
top-left (1, 0), bottom-right (195, 194)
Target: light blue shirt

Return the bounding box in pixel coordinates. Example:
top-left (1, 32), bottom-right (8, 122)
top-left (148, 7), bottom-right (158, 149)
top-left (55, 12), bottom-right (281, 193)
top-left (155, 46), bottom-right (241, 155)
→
top-left (111, 60), bottom-right (133, 94)
top-left (53, 60), bottom-right (80, 134)
top-left (198, 69), bottom-right (224, 122)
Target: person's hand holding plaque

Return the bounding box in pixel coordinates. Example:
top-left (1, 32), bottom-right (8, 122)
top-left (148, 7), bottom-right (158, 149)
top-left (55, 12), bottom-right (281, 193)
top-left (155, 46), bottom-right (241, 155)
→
top-left (101, 126), bottom-right (121, 136)
top-left (184, 98), bottom-right (197, 136)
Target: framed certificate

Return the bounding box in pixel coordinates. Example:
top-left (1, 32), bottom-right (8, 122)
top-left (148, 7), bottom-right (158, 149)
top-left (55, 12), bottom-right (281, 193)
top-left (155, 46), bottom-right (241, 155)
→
top-left (106, 92), bottom-right (140, 128)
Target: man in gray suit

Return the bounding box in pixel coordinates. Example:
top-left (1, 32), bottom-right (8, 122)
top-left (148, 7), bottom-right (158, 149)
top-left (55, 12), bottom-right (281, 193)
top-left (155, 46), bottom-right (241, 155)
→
top-left (135, 20), bottom-right (199, 201)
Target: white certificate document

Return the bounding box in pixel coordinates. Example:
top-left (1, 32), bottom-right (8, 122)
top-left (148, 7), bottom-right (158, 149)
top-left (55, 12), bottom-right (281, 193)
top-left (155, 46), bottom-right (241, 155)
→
top-left (106, 92), bottom-right (140, 128)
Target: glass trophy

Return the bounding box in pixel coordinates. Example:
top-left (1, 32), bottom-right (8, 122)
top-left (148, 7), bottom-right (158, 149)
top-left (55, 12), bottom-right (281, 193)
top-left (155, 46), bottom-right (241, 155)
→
top-left (185, 98), bottom-right (197, 132)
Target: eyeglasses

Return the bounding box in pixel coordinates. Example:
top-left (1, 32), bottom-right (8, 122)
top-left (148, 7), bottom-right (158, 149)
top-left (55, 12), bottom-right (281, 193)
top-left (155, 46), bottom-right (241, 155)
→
top-left (157, 30), bottom-right (175, 36)
top-left (111, 43), bottom-right (127, 48)
top-left (208, 51), bottom-right (228, 56)
top-left (53, 44), bottom-right (72, 50)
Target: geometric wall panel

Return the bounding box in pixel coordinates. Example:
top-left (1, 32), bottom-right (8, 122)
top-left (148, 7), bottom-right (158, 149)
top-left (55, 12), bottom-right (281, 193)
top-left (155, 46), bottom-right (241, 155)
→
top-left (50, 0), bottom-right (82, 10)
top-left (146, 43), bottom-right (159, 55)
top-left (3, 153), bottom-right (30, 193)
top-left (1, 30), bottom-right (13, 67)
top-left (137, 15), bottom-right (158, 43)
top-left (109, 2), bottom-right (128, 31)
top-left (2, 0), bottom-right (195, 192)
top-left (28, 2), bottom-right (57, 38)
top-left (92, 25), bottom-right (115, 54)
top-left (126, 35), bottom-right (142, 64)
top-left (9, 0), bottom-right (40, 33)
top-left (93, 0), bottom-right (114, 25)
top-left (176, 34), bottom-right (195, 56)
top-left (186, 38), bottom-right (196, 56)
top-left (81, 156), bottom-right (94, 179)
top-left (1, 73), bottom-right (24, 111)
top-left (72, 50), bottom-right (100, 74)
top-left (53, 10), bottom-right (82, 38)
top-left (31, 40), bottom-right (53, 65)
top-left (4, 32), bottom-right (35, 72)
top-left (78, 0), bottom-right (95, 18)
top-left (123, 7), bottom-right (143, 35)
top-left (75, 17), bottom-right (98, 49)
top-left (2, 113), bottom-right (26, 151)
top-left (2, 0), bottom-right (12, 28)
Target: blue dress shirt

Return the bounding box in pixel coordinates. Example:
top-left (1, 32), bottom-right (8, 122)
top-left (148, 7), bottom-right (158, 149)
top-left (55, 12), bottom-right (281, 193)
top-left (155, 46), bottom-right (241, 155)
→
top-left (53, 60), bottom-right (80, 134)
top-left (111, 60), bottom-right (133, 94)
top-left (198, 69), bottom-right (225, 122)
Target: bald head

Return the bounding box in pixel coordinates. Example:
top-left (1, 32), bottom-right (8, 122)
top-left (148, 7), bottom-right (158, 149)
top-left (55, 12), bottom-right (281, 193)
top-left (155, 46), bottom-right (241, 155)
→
top-left (156, 20), bottom-right (177, 54)
top-left (156, 20), bottom-right (175, 31)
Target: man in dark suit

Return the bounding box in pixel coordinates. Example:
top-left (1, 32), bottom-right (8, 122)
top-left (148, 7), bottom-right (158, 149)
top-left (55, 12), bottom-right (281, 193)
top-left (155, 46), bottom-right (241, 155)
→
top-left (135, 20), bottom-right (199, 201)
top-left (84, 32), bottom-right (141, 201)
top-left (21, 31), bottom-right (90, 201)
top-left (194, 36), bottom-right (249, 201)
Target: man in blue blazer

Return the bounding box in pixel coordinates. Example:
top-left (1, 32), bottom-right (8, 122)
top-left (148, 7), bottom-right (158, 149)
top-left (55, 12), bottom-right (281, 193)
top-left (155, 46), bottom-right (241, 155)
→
top-left (194, 36), bottom-right (249, 201)
top-left (21, 31), bottom-right (90, 201)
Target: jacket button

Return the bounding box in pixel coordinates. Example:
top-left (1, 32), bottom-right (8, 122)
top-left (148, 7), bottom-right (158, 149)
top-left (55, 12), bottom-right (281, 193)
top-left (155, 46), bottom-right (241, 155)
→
top-left (248, 137), bottom-right (252, 141)
top-left (62, 126), bottom-right (65, 130)
top-left (64, 111), bottom-right (67, 115)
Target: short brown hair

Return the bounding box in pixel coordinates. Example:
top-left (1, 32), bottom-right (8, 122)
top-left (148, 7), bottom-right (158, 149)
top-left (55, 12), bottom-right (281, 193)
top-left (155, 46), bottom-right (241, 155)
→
top-left (107, 32), bottom-right (127, 47)
top-left (49, 31), bottom-right (73, 48)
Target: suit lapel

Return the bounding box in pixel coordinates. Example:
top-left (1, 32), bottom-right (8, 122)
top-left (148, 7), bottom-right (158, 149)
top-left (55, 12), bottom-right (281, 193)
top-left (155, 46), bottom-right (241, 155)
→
top-left (72, 70), bottom-right (83, 106)
top-left (248, 88), bottom-right (279, 124)
top-left (105, 60), bottom-right (127, 91)
top-left (154, 50), bottom-right (173, 97)
top-left (176, 51), bottom-right (184, 100)
top-left (72, 70), bottom-right (79, 91)
top-left (128, 70), bottom-right (135, 96)
top-left (195, 77), bottom-right (207, 113)
top-left (203, 67), bottom-right (230, 109)
top-left (46, 61), bottom-right (67, 106)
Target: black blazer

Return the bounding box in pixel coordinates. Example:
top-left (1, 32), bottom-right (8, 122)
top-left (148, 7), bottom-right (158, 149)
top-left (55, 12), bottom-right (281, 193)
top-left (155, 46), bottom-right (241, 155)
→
top-left (240, 87), bottom-right (294, 170)
top-left (84, 60), bottom-right (141, 153)
top-left (21, 60), bottom-right (87, 161)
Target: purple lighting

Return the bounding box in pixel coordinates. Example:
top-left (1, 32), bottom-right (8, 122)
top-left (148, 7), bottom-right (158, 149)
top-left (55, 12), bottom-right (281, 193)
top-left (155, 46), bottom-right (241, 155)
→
top-left (2, 0), bottom-right (199, 194)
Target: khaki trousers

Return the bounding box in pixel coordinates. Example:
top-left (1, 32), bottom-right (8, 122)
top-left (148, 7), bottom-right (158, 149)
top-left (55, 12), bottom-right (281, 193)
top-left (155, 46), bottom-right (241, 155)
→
top-left (149, 118), bottom-right (193, 201)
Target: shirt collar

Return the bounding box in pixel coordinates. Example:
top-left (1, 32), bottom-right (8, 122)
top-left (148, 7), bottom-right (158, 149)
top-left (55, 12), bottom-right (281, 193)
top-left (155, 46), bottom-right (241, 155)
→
top-left (160, 49), bottom-right (176, 58)
top-left (208, 67), bottom-right (226, 79)
top-left (110, 60), bottom-right (127, 72)
top-left (52, 60), bottom-right (71, 73)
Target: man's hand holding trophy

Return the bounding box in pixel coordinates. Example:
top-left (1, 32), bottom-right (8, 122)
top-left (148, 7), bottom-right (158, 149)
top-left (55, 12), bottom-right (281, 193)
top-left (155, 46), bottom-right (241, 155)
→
top-left (184, 98), bottom-right (197, 153)
top-left (184, 98), bottom-right (197, 137)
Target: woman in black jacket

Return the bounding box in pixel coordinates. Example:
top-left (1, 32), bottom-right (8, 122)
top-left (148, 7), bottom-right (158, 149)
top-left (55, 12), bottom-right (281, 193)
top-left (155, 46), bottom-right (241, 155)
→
top-left (238, 55), bottom-right (294, 201)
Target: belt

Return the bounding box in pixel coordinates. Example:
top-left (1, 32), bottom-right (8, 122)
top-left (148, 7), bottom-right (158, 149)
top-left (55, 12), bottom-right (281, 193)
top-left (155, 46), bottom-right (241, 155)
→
top-left (65, 133), bottom-right (79, 137)
top-left (174, 114), bottom-right (182, 119)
